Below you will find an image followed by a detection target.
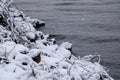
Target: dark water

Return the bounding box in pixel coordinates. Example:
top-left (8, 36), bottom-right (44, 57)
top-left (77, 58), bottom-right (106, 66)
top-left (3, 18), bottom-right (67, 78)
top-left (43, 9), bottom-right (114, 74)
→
top-left (15, 0), bottom-right (120, 79)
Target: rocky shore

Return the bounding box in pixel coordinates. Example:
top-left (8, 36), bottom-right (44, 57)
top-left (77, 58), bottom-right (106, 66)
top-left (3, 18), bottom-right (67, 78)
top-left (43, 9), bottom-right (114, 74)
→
top-left (0, 0), bottom-right (113, 80)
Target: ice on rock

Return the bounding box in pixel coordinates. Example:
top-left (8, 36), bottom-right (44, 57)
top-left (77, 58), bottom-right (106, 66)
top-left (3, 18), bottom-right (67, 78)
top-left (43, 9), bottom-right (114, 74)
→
top-left (0, 0), bottom-right (114, 80)
top-left (82, 55), bottom-right (101, 63)
top-left (28, 18), bottom-right (45, 28)
top-left (2, 42), bottom-right (29, 59)
top-left (28, 49), bottom-right (41, 63)
top-left (55, 47), bottom-right (71, 59)
top-left (28, 49), bottom-right (41, 57)
top-left (26, 32), bottom-right (37, 42)
top-left (59, 42), bottom-right (72, 52)
top-left (41, 56), bottom-right (62, 67)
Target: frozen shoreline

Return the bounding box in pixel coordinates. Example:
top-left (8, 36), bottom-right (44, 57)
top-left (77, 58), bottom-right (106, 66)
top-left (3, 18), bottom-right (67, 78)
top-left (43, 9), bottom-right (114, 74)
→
top-left (0, 0), bottom-right (114, 80)
top-left (13, 0), bottom-right (120, 79)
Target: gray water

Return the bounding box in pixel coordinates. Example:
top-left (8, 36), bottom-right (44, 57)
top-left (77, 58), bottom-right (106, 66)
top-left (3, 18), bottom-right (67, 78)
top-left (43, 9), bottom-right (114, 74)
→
top-left (14, 0), bottom-right (120, 79)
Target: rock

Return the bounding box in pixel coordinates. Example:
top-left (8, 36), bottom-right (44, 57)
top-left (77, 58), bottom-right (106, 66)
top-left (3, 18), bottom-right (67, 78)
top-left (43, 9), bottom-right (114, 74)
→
top-left (28, 49), bottom-right (41, 63)
top-left (26, 32), bottom-right (37, 42)
top-left (59, 42), bottom-right (72, 52)
top-left (82, 55), bottom-right (101, 63)
top-left (32, 53), bottom-right (41, 63)
top-left (90, 55), bottom-right (100, 63)
top-left (29, 19), bottom-right (45, 28)
top-left (56, 47), bottom-right (71, 59)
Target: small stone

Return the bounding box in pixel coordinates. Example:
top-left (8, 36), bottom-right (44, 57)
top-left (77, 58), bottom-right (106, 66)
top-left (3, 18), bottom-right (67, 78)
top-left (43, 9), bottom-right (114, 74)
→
top-left (32, 53), bottom-right (41, 63)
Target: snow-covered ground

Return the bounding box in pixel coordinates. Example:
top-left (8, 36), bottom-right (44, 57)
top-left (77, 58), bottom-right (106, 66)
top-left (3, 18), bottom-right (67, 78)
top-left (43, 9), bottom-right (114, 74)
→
top-left (0, 0), bottom-right (113, 80)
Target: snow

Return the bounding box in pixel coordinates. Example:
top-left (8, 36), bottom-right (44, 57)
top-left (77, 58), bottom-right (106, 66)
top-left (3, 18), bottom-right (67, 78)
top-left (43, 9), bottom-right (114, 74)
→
top-left (0, 0), bottom-right (114, 80)
top-left (59, 42), bottom-right (72, 50)
top-left (26, 32), bottom-right (37, 41)
top-left (0, 68), bottom-right (15, 80)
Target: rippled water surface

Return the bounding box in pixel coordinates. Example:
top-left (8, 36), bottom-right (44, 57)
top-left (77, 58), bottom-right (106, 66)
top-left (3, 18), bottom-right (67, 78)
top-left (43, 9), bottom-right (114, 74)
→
top-left (15, 0), bottom-right (120, 79)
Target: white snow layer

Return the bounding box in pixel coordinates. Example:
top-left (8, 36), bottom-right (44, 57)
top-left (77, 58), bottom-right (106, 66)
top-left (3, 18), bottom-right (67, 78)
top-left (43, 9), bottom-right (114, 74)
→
top-left (0, 0), bottom-right (113, 80)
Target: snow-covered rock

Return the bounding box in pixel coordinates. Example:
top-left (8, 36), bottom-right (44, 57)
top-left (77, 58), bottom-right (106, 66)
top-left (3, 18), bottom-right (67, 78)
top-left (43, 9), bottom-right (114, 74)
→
top-left (59, 42), bottom-right (72, 52)
top-left (26, 32), bottom-right (37, 42)
top-left (28, 18), bottom-right (45, 28)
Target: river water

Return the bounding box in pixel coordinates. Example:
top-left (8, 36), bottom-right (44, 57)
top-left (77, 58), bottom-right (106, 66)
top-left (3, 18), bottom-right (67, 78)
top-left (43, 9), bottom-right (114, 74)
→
top-left (14, 0), bottom-right (120, 79)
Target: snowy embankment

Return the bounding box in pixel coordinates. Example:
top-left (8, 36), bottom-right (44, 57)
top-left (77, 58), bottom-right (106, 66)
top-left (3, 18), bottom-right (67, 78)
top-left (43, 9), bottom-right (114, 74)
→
top-left (0, 0), bottom-right (113, 80)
